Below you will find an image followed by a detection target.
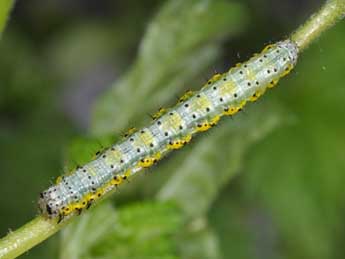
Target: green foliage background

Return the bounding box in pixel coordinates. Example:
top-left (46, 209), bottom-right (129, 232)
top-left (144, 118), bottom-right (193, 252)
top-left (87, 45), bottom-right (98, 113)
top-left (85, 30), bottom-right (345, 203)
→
top-left (0, 0), bottom-right (344, 258)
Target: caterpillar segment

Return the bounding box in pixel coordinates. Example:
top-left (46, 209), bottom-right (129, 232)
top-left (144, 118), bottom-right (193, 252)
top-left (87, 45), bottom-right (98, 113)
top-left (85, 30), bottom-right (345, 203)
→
top-left (39, 39), bottom-right (298, 221)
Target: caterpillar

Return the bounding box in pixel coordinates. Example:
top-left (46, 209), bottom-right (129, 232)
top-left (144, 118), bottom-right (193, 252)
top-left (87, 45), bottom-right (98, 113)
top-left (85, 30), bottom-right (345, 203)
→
top-left (39, 39), bottom-right (299, 222)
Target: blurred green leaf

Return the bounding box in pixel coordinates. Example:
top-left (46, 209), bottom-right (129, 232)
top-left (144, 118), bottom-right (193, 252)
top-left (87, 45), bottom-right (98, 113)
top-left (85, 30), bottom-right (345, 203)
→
top-left (60, 201), bottom-right (183, 259)
top-left (0, 34), bottom-right (54, 115)
top-left (209, 186), bottom-right (256, 259)
top-left (91, 0), bottom-right (248, 136)
top-left (61, 198), bottom-right (222, 259)
top-left (178, 217), bottom-right (222, 259)
top-left (0, 0), bottom-right (13, 37)
top-left (46, 20), bottom-right (142, 80)
top-left (242, 24), bottom-right (345, 259)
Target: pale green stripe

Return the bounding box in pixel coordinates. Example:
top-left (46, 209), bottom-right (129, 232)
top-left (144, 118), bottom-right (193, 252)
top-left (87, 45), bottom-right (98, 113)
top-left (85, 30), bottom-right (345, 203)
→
top-left (0, 0), bottom-right (14, 37)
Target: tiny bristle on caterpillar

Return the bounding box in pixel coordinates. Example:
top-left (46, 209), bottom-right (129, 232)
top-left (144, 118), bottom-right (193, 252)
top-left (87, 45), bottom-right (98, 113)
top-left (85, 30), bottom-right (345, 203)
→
top-left (39, 39), bottom-right (299, 222)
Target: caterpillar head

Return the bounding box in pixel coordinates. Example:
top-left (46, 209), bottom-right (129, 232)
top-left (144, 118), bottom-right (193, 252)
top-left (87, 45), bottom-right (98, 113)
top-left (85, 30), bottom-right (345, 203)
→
top-left (38, 186), bottom-right (61, 218)
top-left (278, 39), bottom-right (299, 65)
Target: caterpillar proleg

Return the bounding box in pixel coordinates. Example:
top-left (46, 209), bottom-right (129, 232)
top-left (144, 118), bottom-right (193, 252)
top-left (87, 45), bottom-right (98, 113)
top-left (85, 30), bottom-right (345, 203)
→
top-left (39, 39), bottom-right (299, 222)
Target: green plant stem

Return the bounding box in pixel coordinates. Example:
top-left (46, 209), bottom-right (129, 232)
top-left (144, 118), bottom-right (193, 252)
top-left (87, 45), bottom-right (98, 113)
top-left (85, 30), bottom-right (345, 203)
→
top-left (0, 0), bottom-right (14, 37)
top-left (0, 0), bottom-right (344, 258)
top-left (291, 0), bottom-right (345, 51)
top-left (0, 216), bottom-right (70, 259)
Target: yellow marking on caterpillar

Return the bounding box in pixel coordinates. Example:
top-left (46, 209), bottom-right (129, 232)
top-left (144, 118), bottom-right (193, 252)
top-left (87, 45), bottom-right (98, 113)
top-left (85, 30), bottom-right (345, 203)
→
top-left (168, 140), bottom-right (185, 150)
top-left (194, 94), bottom-right (213, 111)
top-left (246, 68), bottom-right (258, 82)
top-left (162, 111), bottom-right (184, 132)
top-left (56, 176), bottom-right (63, 184)
top-left (263, 44), bottom-right (274, 51)
top-left (268, 79), bottom-right (278, 88)
top-left (281, 64), bottom-right (293, 77)
top-left (123, 127), bottom-right (137, 138)
top-left (202, 73), bottom-right (222, 89)
top-left (152, 107), bottom-right (167, 120)
top-left (108, 148), bottom-right (124, 162)
top-left (138, 153), bottom-right (161, 168)
top-left (124, 169), bottom-right (132, 177)
top-left (219, 81), bottom-right (236, 96)
top-left (111, 175), bottom-right (122, 185)
top-left (239, 100), bottom-right (247, 108)
top-left (178, 90), bottom-right (193, 103)
top-left (137, 130), bottom-right (155, 147)
top-left (223, 106), bottom-right (241, 116)
top-left (183, 134), bottom-right (192, 144)
top-left (196, 122), bottom-right (212, 132)
top-left (249, 88), bottom-right (267, 102)
top-left (138, 157), bottom-right (154, 168)
top-left (209, 73), bottom-right (222, 83)
top-left (249, 92), bottom-right (260, 102)
top-left (104, 149), bottom-right (119, 166)
top-left (61, 206), bottom-right (72, 216)
top-left (168, 135), bottom-right (192, 150)
top-left (210, 115), bottom-right (220, 126)
top-left (59, 186), bottom-right (111, 217)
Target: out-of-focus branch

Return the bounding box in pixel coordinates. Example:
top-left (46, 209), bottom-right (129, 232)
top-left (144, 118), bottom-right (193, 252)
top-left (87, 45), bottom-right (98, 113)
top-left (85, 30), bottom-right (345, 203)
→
top-left (0, 216), bottom-right (70, 259)
top-left (291, 0), bottom-right (345, 51)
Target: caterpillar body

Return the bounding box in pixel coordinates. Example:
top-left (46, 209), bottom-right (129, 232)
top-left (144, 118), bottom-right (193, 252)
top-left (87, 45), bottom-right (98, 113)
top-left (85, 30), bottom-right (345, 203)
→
top-left (39, 39), bottom-right (299, 222)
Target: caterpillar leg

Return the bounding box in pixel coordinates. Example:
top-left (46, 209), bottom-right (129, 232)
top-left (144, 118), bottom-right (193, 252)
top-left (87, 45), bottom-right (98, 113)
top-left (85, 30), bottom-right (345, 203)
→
top-left (86, 200), bottom-right (93, 210)
top-left (57, 213), bottom-right (64, 224)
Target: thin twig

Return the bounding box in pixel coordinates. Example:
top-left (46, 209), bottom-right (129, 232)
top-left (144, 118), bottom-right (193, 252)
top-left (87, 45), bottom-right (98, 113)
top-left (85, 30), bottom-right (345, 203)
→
top-left (0, 216), bottom-right (69, 259)
top-left (291, 0), bottom-right (345, 51)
